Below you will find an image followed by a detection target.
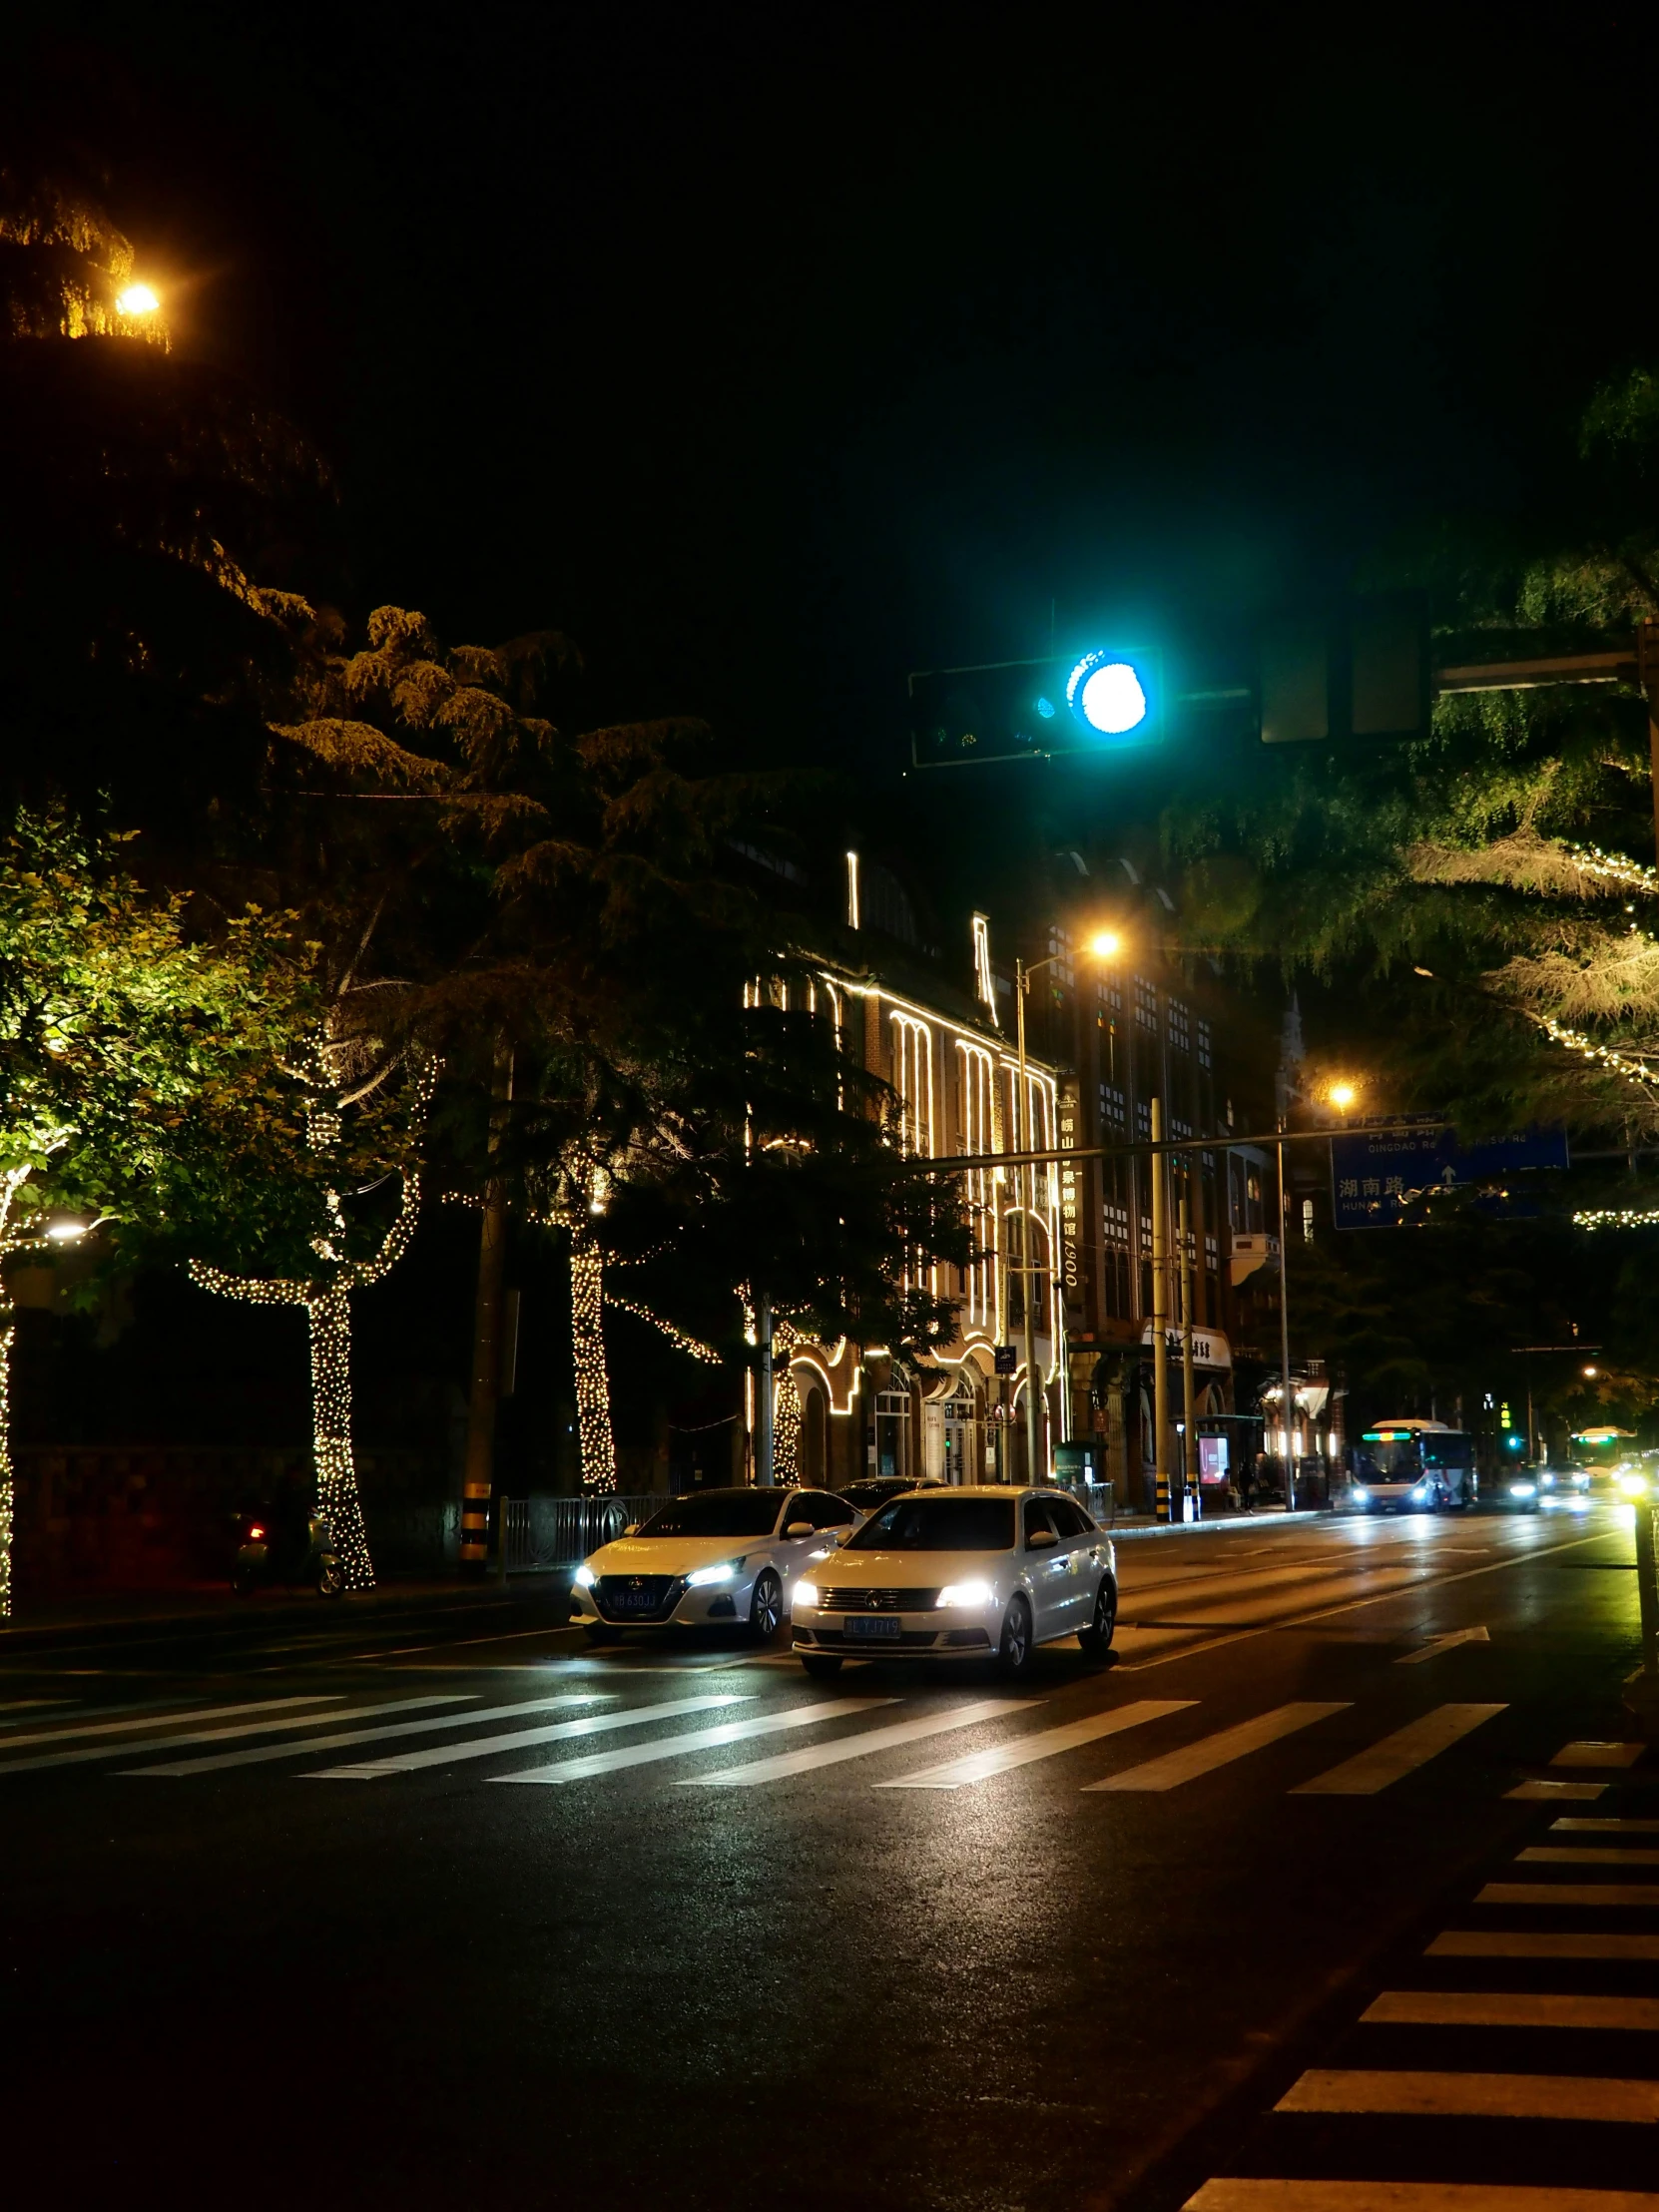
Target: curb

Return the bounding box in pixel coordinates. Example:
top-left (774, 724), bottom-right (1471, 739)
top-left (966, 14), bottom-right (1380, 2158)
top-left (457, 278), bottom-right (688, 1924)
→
top-left (1111, 1509), bottom-right (1327, 1542)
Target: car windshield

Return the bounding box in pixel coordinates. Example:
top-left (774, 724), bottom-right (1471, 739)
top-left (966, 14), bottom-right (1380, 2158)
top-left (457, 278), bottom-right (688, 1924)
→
top-left (841, 1480), bottom-right (909, 1509)
top-left (846, 1496), bottom-right (1015, 1552)
top-left (633, 1493), bottom-right (783, 1539)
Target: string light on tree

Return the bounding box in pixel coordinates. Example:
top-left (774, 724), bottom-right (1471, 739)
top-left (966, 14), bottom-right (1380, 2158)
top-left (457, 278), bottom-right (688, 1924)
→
top-left (1540, 1016), bottom-right (1659, 1095)
top-left (569, 1217), bottom-right (616, 1495)
top-left (773, 1364), bottom-right (802, 1480)
top-left (1573, 1207), bottom-right (1659, 1231)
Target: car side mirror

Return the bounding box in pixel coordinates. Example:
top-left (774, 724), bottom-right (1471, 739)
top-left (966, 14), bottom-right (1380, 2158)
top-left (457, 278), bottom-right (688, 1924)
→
top-left (1027, 1528), bottom-right (1058, 1549)
top-left (785, 1520), bottom-right (814, 1538)
top-left (622, 1523), bottom-right (639, 1537)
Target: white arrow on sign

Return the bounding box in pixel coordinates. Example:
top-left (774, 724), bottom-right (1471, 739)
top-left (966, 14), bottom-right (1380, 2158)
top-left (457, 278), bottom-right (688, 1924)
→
top-left (1396, 1625), bottom-right (1490, 1666)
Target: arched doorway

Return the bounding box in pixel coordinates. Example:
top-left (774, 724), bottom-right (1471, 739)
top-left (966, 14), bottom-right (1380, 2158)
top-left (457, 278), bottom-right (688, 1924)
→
top-left (798, 1372), bottom-right (828, 1485)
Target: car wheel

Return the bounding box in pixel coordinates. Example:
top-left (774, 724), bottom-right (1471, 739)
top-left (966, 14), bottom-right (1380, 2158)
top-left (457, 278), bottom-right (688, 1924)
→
top-left (582, 1622), bottom-right (619, 1645)
top-left (1077, 1576), bottom-right (1117, 1659)
top-left (316, 1553), bottom-right (346, 1598)
top-left (801, 1653), bottom-right (843, 1679)
top-left (749, 1569), bottom-right (784, 1640)
top-left (997, 1594), bottom-right (1034, 1678)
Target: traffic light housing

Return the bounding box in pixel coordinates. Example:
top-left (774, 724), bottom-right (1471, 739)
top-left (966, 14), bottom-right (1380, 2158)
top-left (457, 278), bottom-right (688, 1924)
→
top-left (909, 647), bottom-right (1164, 768)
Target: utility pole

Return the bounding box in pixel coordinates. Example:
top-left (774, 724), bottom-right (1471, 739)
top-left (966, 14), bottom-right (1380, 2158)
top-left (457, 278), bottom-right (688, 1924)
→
top-left (757, 1296), bottom-right (775, 1484)
top-left (1150, 1096), bottom-right (1171, 1519)
top-left (460, 1046), bottom-right (514, 1572)
top-left (1179, 1182), bottom-right (1197, 1520)
top-left (1277, 1131), bottom-right (1295, 1512)
top-left (1015, 956), bottom-right (1044, 1487)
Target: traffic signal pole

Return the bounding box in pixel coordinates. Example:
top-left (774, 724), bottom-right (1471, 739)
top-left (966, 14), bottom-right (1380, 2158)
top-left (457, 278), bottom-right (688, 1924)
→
top-left (1150, 1098), bottom-right (1171, 1518)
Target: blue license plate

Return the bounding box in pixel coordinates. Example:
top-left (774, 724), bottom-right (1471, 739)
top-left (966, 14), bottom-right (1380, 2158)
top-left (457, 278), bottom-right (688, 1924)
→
top-left (845, 1615), bottom-right (901, 1640)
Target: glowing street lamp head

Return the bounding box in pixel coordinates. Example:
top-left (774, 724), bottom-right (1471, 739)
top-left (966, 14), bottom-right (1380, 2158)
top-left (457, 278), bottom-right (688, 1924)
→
top-left (116, 283), bottom-right (160, 316)
top-left (1087, 929), bottom-right (1123, 961)
top-left (1328, 1081), bottom-right (1358, 1111)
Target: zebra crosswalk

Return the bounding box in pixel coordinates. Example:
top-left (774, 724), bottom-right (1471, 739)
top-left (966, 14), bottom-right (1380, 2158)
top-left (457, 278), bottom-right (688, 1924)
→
top-left (0, 1680), bottom-right (1539, 1796)
top-left (1180, 1738), bottom-right (1659, 2212)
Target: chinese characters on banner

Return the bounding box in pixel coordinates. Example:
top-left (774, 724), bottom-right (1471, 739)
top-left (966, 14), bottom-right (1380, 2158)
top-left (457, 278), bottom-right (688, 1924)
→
top-left (1057, 1077), bottom-right (1089, 1329)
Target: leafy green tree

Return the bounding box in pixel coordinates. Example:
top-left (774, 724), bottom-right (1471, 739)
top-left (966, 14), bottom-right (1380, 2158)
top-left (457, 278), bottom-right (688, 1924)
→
top-left (0, 807), bottom-right (315, 1614)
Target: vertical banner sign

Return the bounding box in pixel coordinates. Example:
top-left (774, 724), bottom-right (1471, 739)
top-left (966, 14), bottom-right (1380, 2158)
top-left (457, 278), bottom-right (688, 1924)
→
top-left (1057, 1076), bottom-right (1088, 1331)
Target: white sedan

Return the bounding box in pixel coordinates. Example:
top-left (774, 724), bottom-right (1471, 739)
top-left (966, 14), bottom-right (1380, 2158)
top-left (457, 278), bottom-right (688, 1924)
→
top-left (790, 1484), bottom-right (1117, 1681)
top-left (569, 1485), bottom-right (856, 1642)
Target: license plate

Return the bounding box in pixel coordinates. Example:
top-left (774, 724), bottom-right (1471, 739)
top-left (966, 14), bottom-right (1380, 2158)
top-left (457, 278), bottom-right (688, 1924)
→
top-left (610, 1590), bottom-right (658, 1614)
top-left (844, 1615), bottom-right (901, 1640)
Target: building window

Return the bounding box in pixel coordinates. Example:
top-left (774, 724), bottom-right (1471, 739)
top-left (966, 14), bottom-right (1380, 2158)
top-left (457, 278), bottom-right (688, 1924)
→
top-left (1197, 1018), bottom-right (1213, 1071)
top-left (1100, 1081), bottom-right (1127, 1131)
top-left (1047, 925), bottom-right (1075, 989)
top-left (1134, 976), bottom-right (1159, 1033)
top-left (1098, 968), bottom-right (1123, 1013)
top-left (889, 1013), bottom-right (934, 1157)
top-left (1135, 1098), bottom-right (1152, 1144)
top-left (1169, 998), bottom-right (1190, 1056)
top-left (1103, 1200), bottom-right (1132, 1321)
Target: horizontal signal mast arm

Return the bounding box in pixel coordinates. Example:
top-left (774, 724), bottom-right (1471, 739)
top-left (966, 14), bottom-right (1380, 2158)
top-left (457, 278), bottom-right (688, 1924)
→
top-left (920, 1119), bottom-right (1449, 1175)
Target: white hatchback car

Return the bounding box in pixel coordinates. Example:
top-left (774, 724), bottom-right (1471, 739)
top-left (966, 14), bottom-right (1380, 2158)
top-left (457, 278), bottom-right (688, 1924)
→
top-left (791, 1485), bottom-right (1117, 1681)
top-left (569, 1485), bottom-right (856, 1642)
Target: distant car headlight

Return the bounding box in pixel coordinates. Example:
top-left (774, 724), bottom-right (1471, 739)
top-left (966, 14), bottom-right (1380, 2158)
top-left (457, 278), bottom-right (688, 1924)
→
top-left (1539, 1472), bottom-right (1556, 1488)
top-left (1507, 1481), bottom-right (1536, 1499)
top-left (793, 1581), bottom-right (820, 1610)
top-left (573, 1563), bottom-right (596, 1588)
top-left (1352, 1484), bottom-right (1370, 1505)
top-left (1617, 1471), bottom-right (1649, 1497)
top-left (687, 1557), bottom-right (745, 1587)
top-left (1411, 1483), bottom-right (1430, 1500)
top-left (936, 1581), bottom-right (992, 1609)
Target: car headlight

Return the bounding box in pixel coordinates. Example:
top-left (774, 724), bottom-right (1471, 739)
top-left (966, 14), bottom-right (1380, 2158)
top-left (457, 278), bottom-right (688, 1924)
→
top-left (1617, 1472), bottom-right (1648, 1497)
top-left (1539, 1472), bottom-right (1556, 1488)
top-left (573, 1563), bottom-right (595, 1589)
top-left (1412, 1483), bottom-right (1429, 1499)
top-left (793, 1580), bottom-right (820, 1610)
top-left (1507, 1481), bottom-right (1536, 1498)
top-left (936, 1581), bottom-right (991, 1609)
top-left (687, 1557), bottom-right (745, 1588)
top-left (1352, 1485), bottom-right (1370, 1504)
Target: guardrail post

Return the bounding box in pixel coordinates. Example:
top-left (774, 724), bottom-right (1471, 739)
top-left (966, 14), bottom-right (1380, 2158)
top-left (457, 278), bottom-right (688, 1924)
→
top-left (1636, 1504), bottom-right (1659, 1678)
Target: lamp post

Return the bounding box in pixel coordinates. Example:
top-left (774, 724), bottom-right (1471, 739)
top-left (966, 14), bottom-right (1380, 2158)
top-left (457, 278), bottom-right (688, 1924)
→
top-left (1013, 928), bottom-right (1122, 1487)
top-left (1179, 1183), bottom-right (1197, 1518)
top-left (1150, 1095), bottom-right (1170, 1517)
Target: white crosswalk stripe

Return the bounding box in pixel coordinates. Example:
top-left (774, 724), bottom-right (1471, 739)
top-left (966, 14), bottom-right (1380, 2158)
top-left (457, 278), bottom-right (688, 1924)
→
top-left (0, 1694), bottom-right (430, 1775)
top-left (1363, 1989), bottom-right (1659, 2030)
top-left (0, 1693), bottom-right (338, 1756)
top-left (1188, 2185), bottom-right (1659, 2209)
top-left (1518, 1845), bottom-right (1659, 1867)
top-left (1428, 1931), bottom-right (1659, 1960)
top-left (1292, 1703), bottom-right (1506, 1796)
top-left (307, 1693), bottom-right (750, 1779)
top-left (681, 1698), bottom-right (1034, 1788)
top-left (1085, 1702), bottom-right (1348, 1793)
top-left (123, 1694), bottom-right (606, 1775)
top-left (497, 1697), bottom-right (896, 1783)
top-left (1276, 2069), bottom-right (1659, 2121)
top-left (875, 1699), bottom-right (1195, 1791)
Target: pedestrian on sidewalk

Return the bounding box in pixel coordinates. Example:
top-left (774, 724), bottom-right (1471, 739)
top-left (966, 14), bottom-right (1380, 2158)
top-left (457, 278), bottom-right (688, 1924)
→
top-left (1241, 1451), bottom-right (1261, 1513)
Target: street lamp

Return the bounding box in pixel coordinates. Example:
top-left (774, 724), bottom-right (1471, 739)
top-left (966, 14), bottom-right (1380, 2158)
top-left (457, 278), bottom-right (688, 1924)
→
top-left (1329, 1081), bottom-right (1358, 1112)
top-left (115, 283), bottom-right (160, 316)
top-left (1012, 929), bottom-right (1124, 1486)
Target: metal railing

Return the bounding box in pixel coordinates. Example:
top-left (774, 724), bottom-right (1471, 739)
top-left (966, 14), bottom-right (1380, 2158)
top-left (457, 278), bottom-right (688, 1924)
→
top-left (497, 1493), bottom-right (672, 1571)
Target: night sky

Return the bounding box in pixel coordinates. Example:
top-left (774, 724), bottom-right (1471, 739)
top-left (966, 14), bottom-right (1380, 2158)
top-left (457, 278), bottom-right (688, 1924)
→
top-left (23, 8), bottom-right (1659, 813)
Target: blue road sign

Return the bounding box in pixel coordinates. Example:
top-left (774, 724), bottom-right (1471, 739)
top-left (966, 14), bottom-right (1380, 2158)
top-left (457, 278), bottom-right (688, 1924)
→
top-left (1330, 1120), bottom-right (1569, 1229)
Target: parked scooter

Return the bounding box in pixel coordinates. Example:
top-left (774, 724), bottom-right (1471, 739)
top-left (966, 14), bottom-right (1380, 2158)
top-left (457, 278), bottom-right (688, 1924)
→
top-left (232, 1505), bottom-right (346, 1598)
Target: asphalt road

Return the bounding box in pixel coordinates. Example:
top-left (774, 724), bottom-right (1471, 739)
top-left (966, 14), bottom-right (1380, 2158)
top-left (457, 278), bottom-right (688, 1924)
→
top-left (0, 1502), bottom-right (1652, 2212)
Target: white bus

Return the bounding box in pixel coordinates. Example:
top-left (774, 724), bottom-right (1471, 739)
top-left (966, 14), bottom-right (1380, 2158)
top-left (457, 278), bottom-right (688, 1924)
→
top-left (1352, 1419), bottom-right (1476, 1512)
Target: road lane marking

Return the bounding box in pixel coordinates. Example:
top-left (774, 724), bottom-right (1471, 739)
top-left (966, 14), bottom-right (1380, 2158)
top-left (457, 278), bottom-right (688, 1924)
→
top-left (1396, 1625), bottom-right (1489, 1664)
top-left (0, 1697), bottom-right (395, 1773)
top-left (1552, 1740), bottom-right (1646, 1768)
top-left (1119, 1525), bottom-right (1611, 1673)
top-left (1477, 1883), bottom-right (1659, 1908)
top-left (1363, 1989), bottom-right (1659, 2031)
top-left (1185, 2181), bottom-right (1659, 2210)
top-left (122, 1695), bottom-right (606, 1774)
top-left (1509, 1780), bottom-right (1608, 1801)
top-left (1276, 2068), bottom-right (1659, 2121)
top-left (1085, 1702), bottom-right (1349, 1793)
top-left (497, 1698), bottom-right (896, 1782)
top-left (682, 1699), bottom-right (1036, 1788)
top-left (307, 1694), bottom-right (750, 1778)
top-left (1520, 1847), bottom-right (1659, 1867)
top-left (876, 1699), bottom-right (1196, 1790)
top-left (0, 1693), bottom-right (336, 1754)
top-left (1552, 1818), bottom-right (1659, 1834)
top-left (1292, 1703), bottom-right (1506, 1796)
top-left (1428, 1932), bottom-right (1659, 1960)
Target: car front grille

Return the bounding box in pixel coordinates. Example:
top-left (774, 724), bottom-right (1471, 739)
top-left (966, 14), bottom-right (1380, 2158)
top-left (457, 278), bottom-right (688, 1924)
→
top-left (819, 1586), bottom-right (942, 1613)
top-left (594, 1574), bottom-right (682, 1622)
